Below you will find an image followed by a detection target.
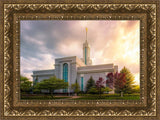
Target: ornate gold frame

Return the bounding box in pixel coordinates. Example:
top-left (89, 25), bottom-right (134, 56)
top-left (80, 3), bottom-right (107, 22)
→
top-left (0, 0), bottom-right (160, 119)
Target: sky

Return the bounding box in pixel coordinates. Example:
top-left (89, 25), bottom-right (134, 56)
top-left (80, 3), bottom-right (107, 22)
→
top-left (20, 20), bottom-right (140, 85)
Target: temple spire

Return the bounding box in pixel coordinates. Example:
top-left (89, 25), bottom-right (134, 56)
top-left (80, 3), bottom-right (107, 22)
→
top-left (86, 27), bottom-right (88, 42)
top-left (82, 27), bottom-right (92, 65)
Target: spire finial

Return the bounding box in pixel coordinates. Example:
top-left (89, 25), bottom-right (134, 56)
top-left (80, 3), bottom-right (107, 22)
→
top-left (86, 27), bottom-right (88, 42)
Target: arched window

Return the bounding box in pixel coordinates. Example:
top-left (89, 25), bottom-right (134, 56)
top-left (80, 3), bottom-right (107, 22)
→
top-left (63, 63), bottom-right (68, 93)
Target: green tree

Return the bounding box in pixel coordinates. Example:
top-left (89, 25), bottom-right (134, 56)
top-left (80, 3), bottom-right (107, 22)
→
top-left (71, 79), bottom-right (80, 95)
top-left (34, 76), bottom-right (68, 98)
top-left (120, 67), bottom-right (135, 94)
top-left (88, 87), bottom-right (98, 94)
top-left (88, 86), bottom-right (112, 94)
top-left (102, 87), bottom-right (112, 94)
top-left (20, 75), bottom-right (32, 93)
top-left (132, 85), bottom-right (140, 93)
top-left (86, 76), bottom-right (95, 92)
top-left (33, 87), bottom-right (41, 94)
top-left (33, 76), bottom-right (38, 86)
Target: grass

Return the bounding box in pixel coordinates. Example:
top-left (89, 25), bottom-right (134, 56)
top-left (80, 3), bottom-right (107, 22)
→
top-left (21, 93), bottom-right (140, 100)
top-left (72, 95), bottom-right (140, 100)
top-left (74, 93), bottom-right (140, 100)
top-left (21, 95), bottom-right (70, 100)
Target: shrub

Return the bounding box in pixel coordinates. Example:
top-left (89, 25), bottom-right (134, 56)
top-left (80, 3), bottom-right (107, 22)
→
top-left (88, 87), bottom-right (98, 94)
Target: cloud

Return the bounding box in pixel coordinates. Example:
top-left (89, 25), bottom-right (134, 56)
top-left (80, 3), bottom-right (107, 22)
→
top-left (20, 53), bottom-right (55, 80)
top-left (20, 20), bottom-right (140, 84)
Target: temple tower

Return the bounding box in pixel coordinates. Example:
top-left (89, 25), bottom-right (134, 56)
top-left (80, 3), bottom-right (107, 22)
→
top-left (82, 28), bottom-right (92, 65)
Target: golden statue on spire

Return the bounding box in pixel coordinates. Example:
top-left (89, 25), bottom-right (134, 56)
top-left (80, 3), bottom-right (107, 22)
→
top-left (86, 27), bottom-right (88, 32)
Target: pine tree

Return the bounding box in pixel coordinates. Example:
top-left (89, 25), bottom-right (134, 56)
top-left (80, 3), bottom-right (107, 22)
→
top-left (120, 66), bottom-right (135, 94)
top-left (86, 76), bottom-right (95, 92)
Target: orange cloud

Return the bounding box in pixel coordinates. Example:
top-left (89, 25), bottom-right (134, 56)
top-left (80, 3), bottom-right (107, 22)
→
top-left (21, 20), bottom-right (140, 84)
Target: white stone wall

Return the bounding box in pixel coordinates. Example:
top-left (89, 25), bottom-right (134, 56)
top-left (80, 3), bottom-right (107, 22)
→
top-left (32, 69), bottom-right (55, 83)
top-left (55, 64), bottom-right (60, 79)
top-left (77, 72), bottom-right (108, 92)
top-left (54, 56), bottom-right (78, 93)
top-left (32, 75), bottom-right (54, 83)
top-left (32, 56), bottom-right (117, 94)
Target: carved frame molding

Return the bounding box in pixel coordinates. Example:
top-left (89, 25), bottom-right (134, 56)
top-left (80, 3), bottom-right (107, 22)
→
top-left (0, 0), bottom-right (159, 119)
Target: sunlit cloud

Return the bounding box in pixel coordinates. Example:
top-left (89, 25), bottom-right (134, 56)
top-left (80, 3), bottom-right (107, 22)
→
top-left (20, 20), bottom-right (140, 85)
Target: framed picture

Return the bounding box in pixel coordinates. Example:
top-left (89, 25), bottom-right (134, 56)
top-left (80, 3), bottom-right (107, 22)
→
top-left (20, 20), bottom-right (140, 101)
top-left (0, 0), bottom-right (160, 120)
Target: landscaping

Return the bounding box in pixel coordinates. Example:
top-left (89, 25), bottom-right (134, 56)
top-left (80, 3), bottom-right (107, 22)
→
top-left (21, 93), bottom-right (140, 100)
top-left (20, 67), bottom-right (140, 100)
top-left (72, 93), bottom-right (140, 100)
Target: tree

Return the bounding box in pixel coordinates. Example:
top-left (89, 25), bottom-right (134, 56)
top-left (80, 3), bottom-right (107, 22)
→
top-left (96, 77), bottom-right (105, 97)
top-left (106, 73), bottom-right (114, 89)
top-left (120, 67), bottom-right (135, 94)
top-left (102, 87), bottom-right (112, 94)
top-left (106, 72), bottom-right (126, 96)
top-left (33, 76), bottom-right (38, 86)
top-left (20, 75), bottom-right (32, 93)
top-left (132, 85), bottom-right (140, 93)
top-left (34, 76), bottom-right (68, 98)
top-left (86, 76), bottom-right (95, 92)
top-left (87, 87), bottom-right (98, 94)
top-left (71, 79), bottom-right (80, 95)
top-left (114, 72), bottom-right (126, 94)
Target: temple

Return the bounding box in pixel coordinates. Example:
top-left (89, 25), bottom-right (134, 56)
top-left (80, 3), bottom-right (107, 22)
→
top-left (32, 28), bottom-right (118, 93)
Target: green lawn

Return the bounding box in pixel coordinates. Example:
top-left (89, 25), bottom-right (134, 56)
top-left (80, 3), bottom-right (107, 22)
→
top-left (72, 95), bottom-right (140, 100)
top-left (74, 93), bottom-right (140, 100)
top-left (21, 93), bottom-right (140, 100)
top-left (21, 95), bottom-right (70, 100)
